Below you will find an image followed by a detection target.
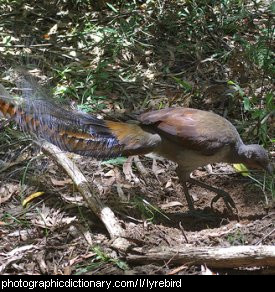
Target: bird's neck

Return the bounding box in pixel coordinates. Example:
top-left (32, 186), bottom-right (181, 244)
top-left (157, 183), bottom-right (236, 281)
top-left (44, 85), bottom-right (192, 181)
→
top-left (225, 142), bottom-right (249, 164)
top-left (234, 143), bottom-right (250, 164)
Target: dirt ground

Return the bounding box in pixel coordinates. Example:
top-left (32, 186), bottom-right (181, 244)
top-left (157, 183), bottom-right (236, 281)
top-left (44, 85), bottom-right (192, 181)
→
top-left (0, 0), bottom-right (274, 276)
top-left (0, 144), bottom-right (274, 275)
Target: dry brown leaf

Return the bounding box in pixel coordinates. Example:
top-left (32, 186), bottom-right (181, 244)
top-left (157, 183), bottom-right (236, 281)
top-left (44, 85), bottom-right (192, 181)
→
top-left (201, 264), bottom-right (218, 275)
top-left (152, 159), bottom-right (165, 176)
top-left (0, 184), bottom-right (18, 204)
top-left (32, 204), bottom-right (76, 229)
top-left (51, 178), bottom-right (72, 186)
top-left (133, 156), bottom-right (148, 175)
top-left (60, 194), bottom-right (85, 205)
top-left (165, 179), bottom-right (172, 188)
top-left (63, 266), bottom-right (72, 275)
top-left (69, 252), bottom-right (96, 266)
top-left (104, 169), bottom-right (116, 177)
top-left (167, 264), bottom-right (188, 275)
top-left (123, 156), bottom-right (140, 183)
top-left (123, 156), bottom-right (134, 181)
top-left (160, 201), bottom-right (183, 210)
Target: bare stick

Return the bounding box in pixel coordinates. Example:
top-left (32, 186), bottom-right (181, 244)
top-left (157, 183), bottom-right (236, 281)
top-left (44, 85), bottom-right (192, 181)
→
top-left (38, 140), bottom-right (128, 248)
top-left (127, 245), bottom-right (275, 268)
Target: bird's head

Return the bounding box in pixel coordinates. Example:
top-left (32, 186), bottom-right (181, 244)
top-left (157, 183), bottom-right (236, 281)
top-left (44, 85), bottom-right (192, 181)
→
top-left (239, 144), bottom-right (273, 174)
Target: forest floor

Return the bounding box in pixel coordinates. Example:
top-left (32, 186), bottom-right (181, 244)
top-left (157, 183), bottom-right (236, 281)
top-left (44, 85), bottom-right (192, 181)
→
top-left (0, 1), bottom-right (274, 275)
top-left (0, 148), bottom-right (274, 274)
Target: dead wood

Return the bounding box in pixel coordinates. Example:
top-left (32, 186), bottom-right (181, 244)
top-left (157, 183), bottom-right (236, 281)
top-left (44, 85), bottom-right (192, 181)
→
top-left (127, 245), bottom-right (275, 268)
top-left (38, 140), bottom-right (130, 249)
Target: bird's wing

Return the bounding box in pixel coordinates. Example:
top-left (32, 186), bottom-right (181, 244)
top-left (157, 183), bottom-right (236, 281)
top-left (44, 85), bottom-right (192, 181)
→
top-left (139, 107), bottom-right (239, 156)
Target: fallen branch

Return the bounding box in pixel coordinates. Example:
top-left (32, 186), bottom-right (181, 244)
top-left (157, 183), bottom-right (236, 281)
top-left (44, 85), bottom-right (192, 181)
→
top-left (38, 140), bottom-right (130, 249)
top-left (127, 245), bottom-right (275, 268)
top-left (0, 244), bottom-right (37, 273)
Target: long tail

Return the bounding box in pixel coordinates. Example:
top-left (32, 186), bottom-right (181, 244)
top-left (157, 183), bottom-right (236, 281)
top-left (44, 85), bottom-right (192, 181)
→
top-left (0, 84), bottom-right (160, 159)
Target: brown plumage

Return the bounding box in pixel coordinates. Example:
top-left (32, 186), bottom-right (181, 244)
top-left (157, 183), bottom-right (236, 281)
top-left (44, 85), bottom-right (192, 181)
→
top-left (0, 84), bottom-right (272, 211)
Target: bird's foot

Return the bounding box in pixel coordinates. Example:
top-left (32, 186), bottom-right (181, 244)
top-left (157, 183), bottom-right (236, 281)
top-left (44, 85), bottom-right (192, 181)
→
top-left (211, 190), bottom-right (238, 214)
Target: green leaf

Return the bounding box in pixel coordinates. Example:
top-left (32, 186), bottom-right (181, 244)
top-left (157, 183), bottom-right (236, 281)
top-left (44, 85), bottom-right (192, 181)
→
top-left (172, 77), bottom-right (192, 91)
top-left (243, 97), bottom-right (251, 111)
top-left (111, 259), bottom-right (128, 270)
top-left (101, 157), bottom-right (127, 165)
top-left (106, 3), bottom-right (118, 13)
top-left (265, 93), bottom-right (274, 109)
top-left (233, 163), bottom-right (250, 176)
top-left (227, 80), bottom-right (236, 86)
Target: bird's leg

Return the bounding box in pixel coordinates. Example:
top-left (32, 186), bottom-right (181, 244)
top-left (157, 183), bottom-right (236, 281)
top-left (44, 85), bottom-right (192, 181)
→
top-left (176, 167), bottom-right (195, 211)
top-left (188, 178), bottom-right (237, 212)
top-left (182, 181), bottom-right (196, 211)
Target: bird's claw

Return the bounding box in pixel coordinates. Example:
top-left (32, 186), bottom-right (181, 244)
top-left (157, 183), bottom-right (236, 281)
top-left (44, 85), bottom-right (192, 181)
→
top-left (211, 191), bottom-right (238, 214)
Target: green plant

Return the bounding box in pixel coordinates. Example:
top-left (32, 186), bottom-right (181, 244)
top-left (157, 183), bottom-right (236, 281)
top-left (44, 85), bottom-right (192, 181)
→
top-left (247, 172), bottom-right (274, 203)
top-left (242, 92), bottom-right (274, 147)
top-left (1, 213), bottom-right (30, 228)
top-left (131, 196), bottom-right (170, 222)
top-left (76, 246), bottom-right (128, 274)
top-left (227, 228), bottom-right (246, 245)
